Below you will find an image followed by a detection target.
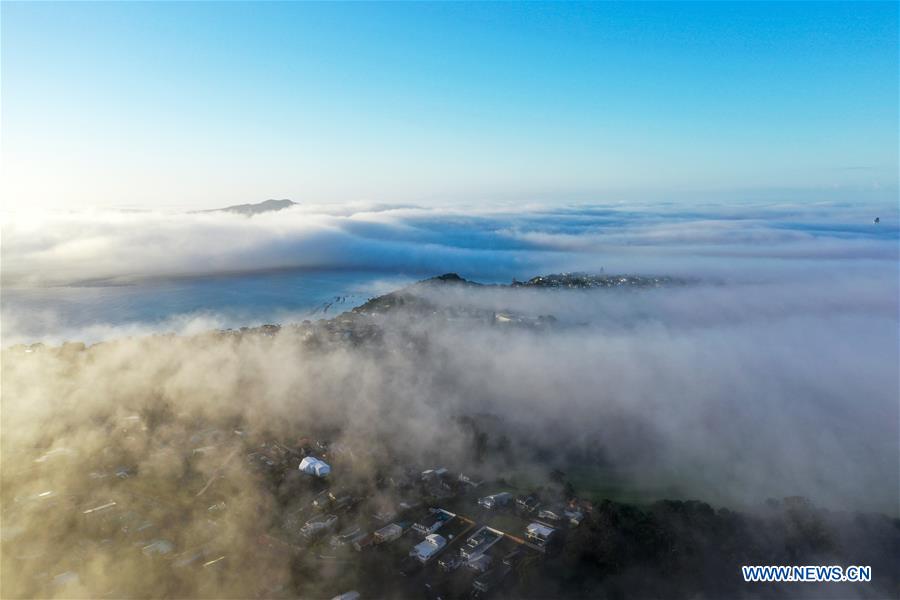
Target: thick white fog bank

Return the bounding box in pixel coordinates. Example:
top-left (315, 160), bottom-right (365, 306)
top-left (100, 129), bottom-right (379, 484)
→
top-left (1, 201), bottom-right (898, 599)
top-left (386, 275), bottom-right (900, 514)
top-left (2, 200), bottom-right (897, 346)
top-left (4, 272), bottom-right (897, 515)
top-left (1, 200), bottom-right (897, 516)
top-left (2, 201), bottom-right (897, 287)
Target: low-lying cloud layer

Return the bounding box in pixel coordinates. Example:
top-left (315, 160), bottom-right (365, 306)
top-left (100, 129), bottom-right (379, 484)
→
top-left (2, 200), bottom-right (897, 288)
top-left (1, 200), bottom-right (898, 597)
top-left (2, 200), bottom-right (897, 345)
top-left (2, 273), bottom-right (898, 598)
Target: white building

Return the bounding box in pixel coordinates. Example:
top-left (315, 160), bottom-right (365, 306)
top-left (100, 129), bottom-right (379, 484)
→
top-left (478, 492), bottom-right (512, 509)
top-left (299, 456), bottom-right (331, 478)
top-left (410, 534), bottom-right (447, 563)
top-left (525, 522), bottom-right (556, 548)
top-left (460, 526), bottom-right (504, 560)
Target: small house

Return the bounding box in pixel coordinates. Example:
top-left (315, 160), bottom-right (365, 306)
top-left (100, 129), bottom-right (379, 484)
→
top-left (410, 534), bottom-right (447, 563)
top-left (299, 456), bottom-right (331, 478)
top-left (412, 508), bottom-right (455, 535)
top-left (525, 522), bottom-right (556, 549)
top-left (478, 492), bottom-right (512, 510)
top-left (373, 523), bottom-right (404, 544)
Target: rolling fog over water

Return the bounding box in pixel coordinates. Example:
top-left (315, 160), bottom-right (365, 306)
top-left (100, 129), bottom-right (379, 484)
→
top-left (2, 200), bottom-right (898, 512)
top-left (4, 2), bottom-right (898, 595)
top-left (2, 200), bottom-right (899, 597)
top-left (1, 269), bottom-right (414, 346)
top-left (2, 201), bottom-right (897, 345)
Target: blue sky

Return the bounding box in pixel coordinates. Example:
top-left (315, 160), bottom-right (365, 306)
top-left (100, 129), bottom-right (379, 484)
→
top-left (2, 1), bottom-right (897, 210)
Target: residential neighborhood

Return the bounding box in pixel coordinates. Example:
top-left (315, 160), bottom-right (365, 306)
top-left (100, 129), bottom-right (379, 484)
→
top-left (4, 412), bottom-right (594, 599)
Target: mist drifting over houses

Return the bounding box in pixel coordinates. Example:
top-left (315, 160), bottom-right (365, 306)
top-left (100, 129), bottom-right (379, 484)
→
top-left (1, 201), bottom-right (898, 598)
top-left (3, 0), bottom-right (898, 596)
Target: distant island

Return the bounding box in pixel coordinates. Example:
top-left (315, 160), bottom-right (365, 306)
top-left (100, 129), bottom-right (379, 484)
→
top-left (196, 198), bottom-right (297, 216)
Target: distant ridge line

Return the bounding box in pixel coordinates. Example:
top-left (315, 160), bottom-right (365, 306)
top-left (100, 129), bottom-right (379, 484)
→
top-left (195, 199), bottom-right (297, 216)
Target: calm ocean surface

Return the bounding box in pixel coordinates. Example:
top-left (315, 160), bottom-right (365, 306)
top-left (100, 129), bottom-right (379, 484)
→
top-left (1, 269), bottom-right (430, 345)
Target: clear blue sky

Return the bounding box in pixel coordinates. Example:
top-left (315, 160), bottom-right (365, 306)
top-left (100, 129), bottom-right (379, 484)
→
top-left (2, 1), bottom-right (897, 210)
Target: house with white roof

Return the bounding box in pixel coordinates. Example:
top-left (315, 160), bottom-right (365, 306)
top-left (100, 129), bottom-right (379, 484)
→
top-left (525, 521), bottom-right (556, 550)
top-left (299, 456), bottom-right (331, 478)
top-left (410, 534), bottom-right (447, 563)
